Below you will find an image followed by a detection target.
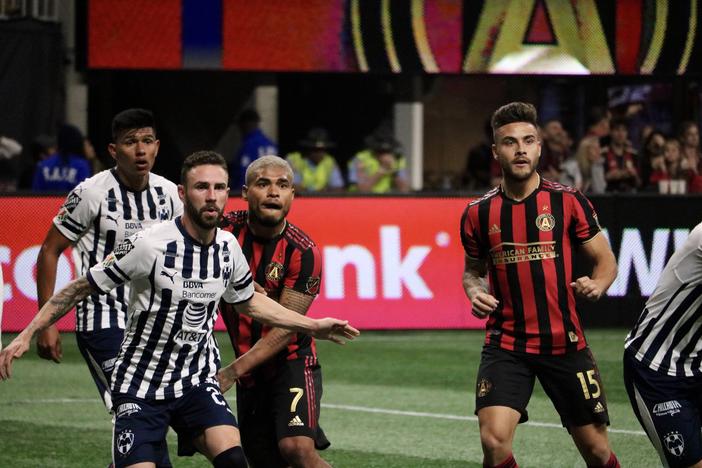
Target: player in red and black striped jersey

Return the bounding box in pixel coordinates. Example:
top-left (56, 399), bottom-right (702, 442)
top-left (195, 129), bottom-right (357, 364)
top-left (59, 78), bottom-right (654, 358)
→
top-left (218, 155), bottom-right (331, 468)
top-left (461, 103), bottom-right (620, 468)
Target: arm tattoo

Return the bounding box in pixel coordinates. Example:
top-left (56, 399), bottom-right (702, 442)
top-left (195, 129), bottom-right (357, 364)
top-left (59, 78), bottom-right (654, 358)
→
top-left (42, 277), bottom-right (93, 330)
top-left (462, 256), bottom-right (489, 300)
top-left (279, 288), bottom-right (315, 315)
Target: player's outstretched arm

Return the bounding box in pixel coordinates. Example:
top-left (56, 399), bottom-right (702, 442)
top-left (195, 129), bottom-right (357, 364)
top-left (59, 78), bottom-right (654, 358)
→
top-left (232, 292), bottom-right (360, 344)
top-left (35, 225), bottom-right (73, 363)
top-left (0, 277), bottom-right (94, 380)
top-left (571, 233), bottom-right (618, 302)
top-left (219, 287), bottom-right (314, 392)
top-left (462, 255), bottom-right (499, 318)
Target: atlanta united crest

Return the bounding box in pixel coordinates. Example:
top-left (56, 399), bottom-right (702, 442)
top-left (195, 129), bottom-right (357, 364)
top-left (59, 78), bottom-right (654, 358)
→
top-left (535, 213), bottom-right (556, 232)
top-left (477, 378), bottom-right (492, 398)
top-left (266, 261), bottom-right (284, 281)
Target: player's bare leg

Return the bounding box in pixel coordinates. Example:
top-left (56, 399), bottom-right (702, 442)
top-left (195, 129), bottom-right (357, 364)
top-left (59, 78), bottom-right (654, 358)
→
top-left (125, 463), bottom-right (155, 468)
top-left (570, 423), bottom-right (619, 467)
top-left (193, 425), bottom-right (247, 467)
top-left (278, 436), bottom-right (330, 468)
top-left (477, 406), bottom-right (521, 466)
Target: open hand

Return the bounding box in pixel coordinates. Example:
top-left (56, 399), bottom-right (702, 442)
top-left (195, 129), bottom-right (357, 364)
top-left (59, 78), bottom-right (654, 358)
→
top-left (312, 319), bottom-right (360, 344)
top-left (0, 335), bottom-right (31, 380)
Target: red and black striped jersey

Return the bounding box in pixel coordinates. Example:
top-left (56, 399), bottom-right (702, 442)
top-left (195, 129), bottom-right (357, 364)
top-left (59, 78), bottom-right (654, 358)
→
top-left (460, 178), bottom-right (602, 355)
top-left (219, 210), bottom-right (322, 385)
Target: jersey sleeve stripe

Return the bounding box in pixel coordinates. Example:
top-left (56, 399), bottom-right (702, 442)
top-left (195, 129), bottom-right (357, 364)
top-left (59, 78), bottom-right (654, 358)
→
top-left (113, 263), bottom-right (131, 281)
top-left (232, 275), bottom-right (253, 291)
top-left (228, 291), bottom-right (254, 305)
top-left (86, 271), bottom-right (107, 294)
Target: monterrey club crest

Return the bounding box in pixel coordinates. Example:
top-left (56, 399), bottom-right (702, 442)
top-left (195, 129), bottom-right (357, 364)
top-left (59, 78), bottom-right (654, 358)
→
top-left (266, 262), bottom-right (284, 282)
top-left (116, 429), bottom-right (135, 456)
top-left (535, 213), bottom-right (556, 232)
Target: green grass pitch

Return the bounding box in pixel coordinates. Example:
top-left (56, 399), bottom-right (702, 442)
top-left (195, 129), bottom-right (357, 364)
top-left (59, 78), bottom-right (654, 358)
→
top-left (0, 330), bottom-right (660, 467)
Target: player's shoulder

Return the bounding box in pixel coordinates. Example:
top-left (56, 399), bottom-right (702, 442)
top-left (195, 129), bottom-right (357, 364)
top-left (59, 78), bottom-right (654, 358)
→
top-left (541, 178), bottom-right (580, 195)
top-left (72, 169), bottom-right (115, 196)
top-left (467, 186), bottom-right (500, 209)
top-left (221, 210), bottom-right (248, 230)
top-left (148, 172), bottom-right (178, 191)
top-left (284, 221), bottom-right (317, 251)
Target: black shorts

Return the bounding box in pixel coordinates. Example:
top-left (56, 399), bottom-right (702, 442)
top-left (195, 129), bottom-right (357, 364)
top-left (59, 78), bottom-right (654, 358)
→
top-left (475, 345), bottom-right (610, 428)
top-left (624, 349), bottom-right (702, 468)
top-left (237, 356), bottom-right (329, 468)
top-left (112, 380), bottom-right (237, 468)
top-left (75, 327), bottom-right (124, 410)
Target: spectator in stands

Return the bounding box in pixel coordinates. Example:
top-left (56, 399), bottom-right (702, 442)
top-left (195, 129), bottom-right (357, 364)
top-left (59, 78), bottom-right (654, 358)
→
top-left (286, 127), bottom-right (344, 192)
top-left (603, 118), bottom-right (640, 192)
top-left (638, 130), bottom-right (666, 191)
top-left (230, 108), bottom-right (277, 191)
top-left (18, 134), bottom-right (55, 190)
top-left (679, 121), bottom-right (702, 192)
top-left (83, 137), bottom-right (104, 175)
top-left (0, 133), bottom-right (23, 192)
top-left (559, 144), bottom-right (583, 190)
top-left (539, 119), bottom-right (571, 181)
top-left (585, 106), bottom-right (611, 143)
top-left (650, 138), bottom-right (688, 194)
top-left (575, 136), bottom-right (607, 194)
top-left (461, 119), bottom-right (496, 191)
top-left (32, 124), bottom-right (91, 192)
top-left (348, 130), bottom-right (410, 193)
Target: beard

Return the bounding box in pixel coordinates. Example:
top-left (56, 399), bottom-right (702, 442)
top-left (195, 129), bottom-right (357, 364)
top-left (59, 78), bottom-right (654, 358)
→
top-left (249, 206), bottom-right (287, 228)
top-left (185, 199), bottom-right (223, 229)
top-left (499, 158), bottom-right (537, 182)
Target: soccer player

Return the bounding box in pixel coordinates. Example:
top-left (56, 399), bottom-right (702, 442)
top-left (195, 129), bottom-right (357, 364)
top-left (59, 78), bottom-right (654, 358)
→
top-left (624, 221), bottom-right (702, 467)
top-left (34, 108), bottom-right (182, 412)
top-left (460, 102), bottom-right (620, 468)
top-left (218, 155), bottom-right (330, 467)
top-left (0, 151), bottom-right (359, 468)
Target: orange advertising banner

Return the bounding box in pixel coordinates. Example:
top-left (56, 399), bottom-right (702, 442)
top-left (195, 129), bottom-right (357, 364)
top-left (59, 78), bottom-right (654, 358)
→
top-left (0, 196), bottom-right (482, 332)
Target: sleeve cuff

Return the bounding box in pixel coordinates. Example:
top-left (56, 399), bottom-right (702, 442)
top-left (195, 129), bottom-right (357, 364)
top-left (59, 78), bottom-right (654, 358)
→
top-left (86, 271), bottom-right (106, 295)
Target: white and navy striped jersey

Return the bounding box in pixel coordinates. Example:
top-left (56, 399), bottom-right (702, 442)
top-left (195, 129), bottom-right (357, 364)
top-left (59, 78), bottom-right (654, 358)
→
top-left (87, 217), bottom-right (254, 400)
top-left (625, 221), bottom-right (702, 377)
top-left (53, 169), bottom-right (182, 332)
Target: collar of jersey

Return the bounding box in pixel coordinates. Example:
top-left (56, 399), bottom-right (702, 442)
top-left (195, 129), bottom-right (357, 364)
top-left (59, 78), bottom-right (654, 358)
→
top-left (110, 168), bottom-right (151, 193)
top-left (499, 174), bottom-right (542, 204)
top-left (175, 216), bottom-right (217, 247)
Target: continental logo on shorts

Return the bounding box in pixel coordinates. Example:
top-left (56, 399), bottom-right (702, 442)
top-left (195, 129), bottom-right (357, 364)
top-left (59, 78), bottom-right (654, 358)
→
top-left (266, 261), bottom-right (284, 281)
top-left (593, 402), bottom-right (606, 414)
top-left (306, 276), bottom-right (321, 295)
top-left (477, 378), bottom-right (492, 398)
top-left (535, 213), bottom-right (556, 232)
top-left (490, 242), bottom-right (557, 265)
top-left (116, 402), bottom-right (142, 418)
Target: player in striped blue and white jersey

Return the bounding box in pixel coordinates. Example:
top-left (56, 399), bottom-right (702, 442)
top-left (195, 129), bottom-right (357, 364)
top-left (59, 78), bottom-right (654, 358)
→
top-left (624, 221), bottom-right (702, 468)
top-left (34, 109), bottom-right (182, 411)
top-left (0, 151), bottom-right (358, 468)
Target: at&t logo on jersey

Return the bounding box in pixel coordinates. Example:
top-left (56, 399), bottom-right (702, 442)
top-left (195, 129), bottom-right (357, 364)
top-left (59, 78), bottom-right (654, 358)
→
top-left (174, 302), bottom-right (208, 345)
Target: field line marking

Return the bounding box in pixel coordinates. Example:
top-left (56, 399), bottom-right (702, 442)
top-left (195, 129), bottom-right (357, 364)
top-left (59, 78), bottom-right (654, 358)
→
top-left (1, 398), bottom-right (646, 436)
top-left (322, 403), bottom-right (647, 436)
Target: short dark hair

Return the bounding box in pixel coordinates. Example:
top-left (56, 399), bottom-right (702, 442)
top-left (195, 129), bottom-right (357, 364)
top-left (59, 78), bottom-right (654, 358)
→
top-left (112, 108), bottom-right (156, 141)
top-left (180, 150), bottom-right (228, 185)
top-left (610, 117), bottom-right (628, 131)
top-left (237, 108), bottom-right (260, 126)
top-left (491, 102), bottom-right (538, 135)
